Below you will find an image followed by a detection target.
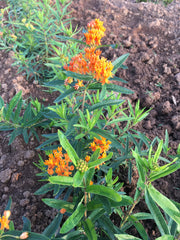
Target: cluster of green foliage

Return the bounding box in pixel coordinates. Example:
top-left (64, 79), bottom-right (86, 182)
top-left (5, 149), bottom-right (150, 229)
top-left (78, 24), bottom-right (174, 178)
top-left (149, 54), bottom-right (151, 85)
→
top-left (0, 0), bottom-right (81, 82)
top-left (0, 0), bottom-right (180, 240)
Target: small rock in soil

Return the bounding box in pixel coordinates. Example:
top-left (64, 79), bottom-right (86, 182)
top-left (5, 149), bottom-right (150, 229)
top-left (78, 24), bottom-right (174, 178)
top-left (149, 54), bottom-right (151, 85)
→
top-left (17, 160), bottom-right (25, 167)
top-left (20, 199), bottom-right (30, 207)
top-left (171, 115), bottom-right (180, 130)
top-left (0, 168), bottom-right (12, 183)
top-left (23, 191), bottom-right (31, 198)
top-left (175, 73), bottom-right (180, 85)
top-left (24, 150), bottom-right (35, 159)
top-left (162, 101), bottom-right (173, 114)
top-left (0, 154), bottom-right (7, 165)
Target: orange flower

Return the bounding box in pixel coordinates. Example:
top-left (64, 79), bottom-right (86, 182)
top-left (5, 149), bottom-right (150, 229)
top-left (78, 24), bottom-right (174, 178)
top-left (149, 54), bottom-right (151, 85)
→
top-left (89, 135), bottom-right (111, 169)
top-left (0, 210), bottom-right (11, 230)
top-left (74, 80), bottom-right (84, 90)
top-left (85, 19), bottom-right (106, 46)
top-left (60, 208), bottom-right (66, 214)
top-left (64, 19), bottom-right (113, 86)
top-left (44, 147), bottom-right (74, 176)
top-left (85, 155), bottom-right (91, 162)
top-left (90, 180), bottom-right (93, 185)
top-left (64, 77), bottom-right (73, 86)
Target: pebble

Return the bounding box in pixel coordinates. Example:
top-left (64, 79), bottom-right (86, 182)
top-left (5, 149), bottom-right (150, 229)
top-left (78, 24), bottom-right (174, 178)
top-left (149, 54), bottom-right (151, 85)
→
top-left (24, 150), bottom-right (35, 159)
top-left (171, 115), bottom-right (180, 130)
top-left (4, 186), bottom-right (9, 192)
top-left (23, 191), bottom-right (31, 198)
top-left (162, 101), bottom-right (172, 114)
top-left (17, 160), bottom-right (25, 167)
top-left (20, 199), bottom-right (30, 207)
top-left (141, 52), bottom-right (150, 62)
top-left (0, 168), bottom-right (12, 183)
top-left (163, 64), bottom-right (171, 75)
top-left (175, 73), bottom-right (180, 85)
top-left (0, 154), bottom-right (7, 165)
top-left (1, 83), bottom-right (8, 91)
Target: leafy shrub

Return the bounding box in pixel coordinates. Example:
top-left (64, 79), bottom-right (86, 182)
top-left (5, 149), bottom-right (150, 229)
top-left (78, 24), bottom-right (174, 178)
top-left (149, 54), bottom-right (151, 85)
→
top-left (0, 12), bottom-right (180, 240)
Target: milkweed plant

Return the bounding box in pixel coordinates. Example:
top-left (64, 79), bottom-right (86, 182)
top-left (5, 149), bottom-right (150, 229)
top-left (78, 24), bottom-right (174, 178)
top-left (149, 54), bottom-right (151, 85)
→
top-left (0, 1), bottom-right (180, 239)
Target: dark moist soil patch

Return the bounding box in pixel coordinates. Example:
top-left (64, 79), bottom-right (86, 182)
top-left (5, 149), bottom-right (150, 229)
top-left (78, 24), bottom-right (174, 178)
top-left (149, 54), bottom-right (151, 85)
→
top-left (0, 0), bottom-right (180, 239)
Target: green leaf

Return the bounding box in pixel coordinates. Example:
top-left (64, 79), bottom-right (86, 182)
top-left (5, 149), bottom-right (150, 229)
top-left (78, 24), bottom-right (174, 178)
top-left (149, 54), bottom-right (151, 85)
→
top-left (155, 236), bottom-right (174, 240)
top-left (83, 218), bottom-right (97, 240)
top-left (0, 96), bottom-right (4, 108)
top-left (145, 187), bottom-right (170, 235)
top-left (43, 213), bottom-right (62, 237)
top-left (109, 76), bottom-right (127, 83)
top-left (87, 99), bottom-right (124, 112)
top-left (34, 183), bottom-right (55, 195)
top-left (73, 171), bottom-right (85, 187)
top-left (5, 91), bottom-right (22, 121)
top-left (148, 184), bottom-right (180, 225)
top-left (89, 83), bottom-right (133, 95)
top-left (88, 152), bottom-right (113, 169)
top-left (153, 140), bottom-right (163, 164)
top-left (49, 176), bottom-right (73, 186)
top-left (42, 198), bottom-right (74, 213)
top-left (129, 216), bottom-right (148, 240)
top-left (54, 88), bottom-right (76, 103)
top-left (2, 231), bottom-right (50, 240)
top-left (22, 216), bottom-right (31, 231)
top-left (112, 53), bottom-right (129, 74)
top-left (65, 71), bottom-right (93, 81)
top-left (86, 185), bottom-right (122, 202)
top-left (149, 162), bottom-right (180, 182)
top-left (85, 168), bottom-right (95, 186)
top-left (58, 130), bottom-right (79, 166)
top-left (60, 203), bottom-right (86, 234)
top-left (60, 230), bottom-right (86, 240)
top-left (115, 234), bottom-right (141, 240)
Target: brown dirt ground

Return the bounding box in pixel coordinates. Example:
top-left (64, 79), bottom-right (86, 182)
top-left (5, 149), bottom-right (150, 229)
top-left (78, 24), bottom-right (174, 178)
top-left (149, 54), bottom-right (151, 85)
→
top-left (0, 0), bottom-right (180, 238)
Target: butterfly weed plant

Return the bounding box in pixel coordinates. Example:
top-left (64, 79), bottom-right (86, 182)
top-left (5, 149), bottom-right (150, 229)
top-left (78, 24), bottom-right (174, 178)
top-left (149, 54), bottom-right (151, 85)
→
top-left (0, 0), bottom-right (81, 82)
top-left (0, 11), bottom-right (180, 240)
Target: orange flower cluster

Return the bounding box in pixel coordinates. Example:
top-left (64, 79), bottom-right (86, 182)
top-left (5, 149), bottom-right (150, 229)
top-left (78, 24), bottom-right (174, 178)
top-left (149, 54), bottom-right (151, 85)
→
top-left (0, 210), bottom-right (11, 230)
top-left (44, 147), bottom-right (74, 176)
top-left (86, 135), bottom-right (111, 169)
top-left (84, 18), bottom-right (106, 46)
top-left (60, 208), bottom-right (66, 214)
top-left (64, 19), bottom-right (113, 86)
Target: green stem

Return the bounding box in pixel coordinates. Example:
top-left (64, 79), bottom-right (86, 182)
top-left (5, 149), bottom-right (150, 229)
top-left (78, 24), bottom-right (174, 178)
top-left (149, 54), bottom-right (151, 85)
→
top-left (120, 191), bottom-right (143, 229)
top-left (1, 234), bottom-right (19, 239)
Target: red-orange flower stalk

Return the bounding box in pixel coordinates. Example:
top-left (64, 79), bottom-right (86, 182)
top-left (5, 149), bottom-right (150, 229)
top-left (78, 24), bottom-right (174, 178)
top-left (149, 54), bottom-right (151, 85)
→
top-left (44, 147), bottom-right (74, 176)
top-left (0, 210), bottom-right (11, 230)
top-left (64, 19), bottom-right (113, 86)
top-left (86, 135), bottom-right (111, 169)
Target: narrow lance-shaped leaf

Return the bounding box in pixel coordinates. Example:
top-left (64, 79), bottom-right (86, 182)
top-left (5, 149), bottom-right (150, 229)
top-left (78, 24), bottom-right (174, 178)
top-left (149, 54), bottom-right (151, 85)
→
top-left (58, 130), bottom-right (79, 166)
top-left (83, 218), bottom-right (98, 240)
top-left (49, 175), bottom-right (73, 186)
top-left (42, 198), bottom-right (74, 213)
top-left (145, 186), bottom-right (170, 235)
top-left (5, 91), bottom-right (22, 121)
top-left (60, 202), bottom-right (86, 234)
top-left (148, 183), bottom-right (180, 225)
top-left (86, 185), bottom-right (122, 202)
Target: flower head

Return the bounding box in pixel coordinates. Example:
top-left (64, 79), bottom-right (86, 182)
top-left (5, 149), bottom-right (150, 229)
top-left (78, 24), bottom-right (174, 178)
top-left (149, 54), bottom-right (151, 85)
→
top-left (44, 147), bottom-right (74, 176)
top-left (89, 135), bottom-right (111, 169)
top-left (85, 19), bottom-right (106, 46)
top-left (60, 208), bottom-right (66, 214)
top-left (0, 210), bottom-right (11, 230)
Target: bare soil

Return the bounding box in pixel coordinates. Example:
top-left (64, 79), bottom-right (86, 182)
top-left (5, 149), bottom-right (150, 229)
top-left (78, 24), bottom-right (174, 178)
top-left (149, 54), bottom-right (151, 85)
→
top-left (0, 0), bottom-right (180, 238)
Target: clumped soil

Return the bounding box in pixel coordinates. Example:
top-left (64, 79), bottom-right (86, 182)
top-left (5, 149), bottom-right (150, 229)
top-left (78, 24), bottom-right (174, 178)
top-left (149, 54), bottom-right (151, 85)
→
top-left (0, 0), bottom-right (180, 238)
